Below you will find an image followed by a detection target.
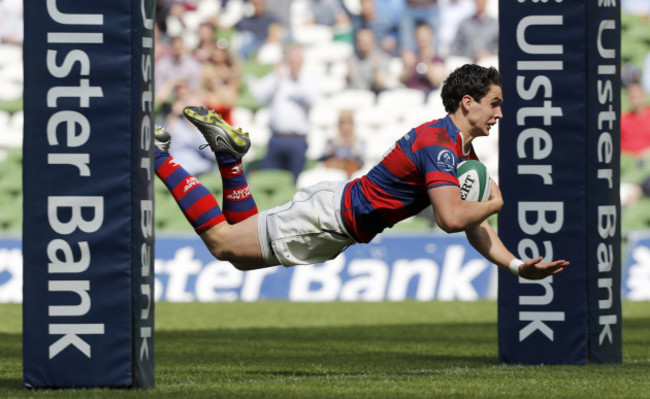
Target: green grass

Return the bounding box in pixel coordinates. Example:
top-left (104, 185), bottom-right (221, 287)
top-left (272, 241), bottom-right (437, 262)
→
top-left (1, 301), bottom-right (649, 398)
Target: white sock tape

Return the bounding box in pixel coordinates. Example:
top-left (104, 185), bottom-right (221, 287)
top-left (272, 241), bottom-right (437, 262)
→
top-left (509, 259), bottom-right (524, 276)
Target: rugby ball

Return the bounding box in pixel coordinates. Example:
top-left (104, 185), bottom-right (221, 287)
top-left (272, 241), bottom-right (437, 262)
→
top-left (457, 160), bottom-right (491, 202)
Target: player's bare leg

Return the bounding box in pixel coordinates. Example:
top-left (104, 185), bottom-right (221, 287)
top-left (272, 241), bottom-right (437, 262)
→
top-left (182, 106), bottom-right (271, 270)
top-left (198, 215), bottom-right (268, 270)
top-left (155, 106), bottom-right (271, 270)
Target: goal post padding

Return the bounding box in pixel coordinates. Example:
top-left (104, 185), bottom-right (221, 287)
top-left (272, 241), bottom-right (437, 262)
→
top-left (22, 0), bottom-right (156, 387)
top-left (497, 0), bottom-right (622, 364)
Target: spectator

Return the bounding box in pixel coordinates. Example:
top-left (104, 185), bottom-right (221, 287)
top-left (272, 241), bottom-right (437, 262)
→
top-left (154, 22), bottom-right (173, 61)
top-left (199, 45), bottom-right (241, 124)
top-left (164, 80), bottom-right (216, 176)
top-left (399, 0), bottom-right (440, 55)
top-left (257, 23), bottom-right (287, 65)
top-left (155, 36), bottom-right (203, 94)
top-left (400, 23), bottom-right (446, 93)
top-left (347, 28), bottom-right (391, 93)
top-left (621, 82), bottom-right (650, 158)
top-left (156, 0), bottom-right (197, 34)
top-left (438, 0), bottom-right (475, 57)
top-left (193, 21), bottom-right (218, 64)
top-left (643, 52), bottom-right (650, 94)
top-left (351, 0), bottom-right (402, 56)
top-left (449, 0), bottom-right (498, 62)
top-left (621, 82), bottom-right (650, 206)
top-left (267, 0), bottom-right (293, 29)
top-left (234, 0), bottom-right (279, 59)
top-left (319, 110), bottom-right (365, 177)
top-left (0, 0), bottom-right (23, 46)
top-left (251, 44), bottom-right (321, 181)
top-left (303, 0), bottom-right (351, 28)
top-left (622, 0), bottom-right (650, 18)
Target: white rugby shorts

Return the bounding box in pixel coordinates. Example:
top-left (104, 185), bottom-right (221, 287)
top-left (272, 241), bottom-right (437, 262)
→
top-left (257, 181), bottom-right (355, 267)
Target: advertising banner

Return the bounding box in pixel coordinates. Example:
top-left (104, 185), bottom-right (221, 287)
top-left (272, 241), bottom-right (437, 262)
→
top-left (585, 0), bottom-right (622, 364)
top-left (1, 234), bottom-right (642, 303)
top-left (622, 232), bottom-right (650, 300)
top-left (152, 234), bottom-right (497, 302)
top-left (497, 0), bottom-right (621, 364)
top-left (6, 234), bottom-right (497, 302)
top-left (22, 0), bottom-right (155, 388)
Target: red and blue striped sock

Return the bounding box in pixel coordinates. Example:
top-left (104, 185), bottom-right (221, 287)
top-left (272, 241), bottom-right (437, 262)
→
top-left (216, 153), bottom-right (258, 224)
top-left (155, 148), bottom-right (226, 232)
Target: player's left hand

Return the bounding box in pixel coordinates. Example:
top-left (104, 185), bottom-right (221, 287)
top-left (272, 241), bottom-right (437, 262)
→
top-left (519, 256), bottom-right (570, 280)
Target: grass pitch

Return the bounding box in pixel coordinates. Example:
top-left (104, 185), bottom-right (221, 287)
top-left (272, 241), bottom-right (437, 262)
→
top-left (1, 301), bottom-right (649, 398)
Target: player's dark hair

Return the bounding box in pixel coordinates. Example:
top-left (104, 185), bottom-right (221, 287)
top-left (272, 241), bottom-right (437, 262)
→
top-left (441, 64), bottom-right (502, 113)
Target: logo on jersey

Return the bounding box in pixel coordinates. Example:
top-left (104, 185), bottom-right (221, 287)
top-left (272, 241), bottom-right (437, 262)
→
top-left (436, 149), bottom-right (456, 173)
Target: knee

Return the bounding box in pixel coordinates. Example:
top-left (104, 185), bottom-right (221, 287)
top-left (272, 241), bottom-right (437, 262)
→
top-left (200, 226), bottom-right (233, 262)
top-left (207, 246), bottom-right (245, 270)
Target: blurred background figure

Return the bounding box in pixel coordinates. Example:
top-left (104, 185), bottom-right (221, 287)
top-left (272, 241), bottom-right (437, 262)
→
top-left (155, 0), bottom-right (198, 35)
top-left (620, 80), bottom-right (650, 207)
top-left (449, 0), bottom-right (498, 62)
top-left (154, 22), bottom-right (173, 61)
top-left (303, 0), bottom-right (351, 28)
top-left (400, 23), bottom-right (446, 93)
top-left (155, 35), bottom-right (203, 95)
top-left (622, 0), bottom-right (650, 18)
top-left (252, 44), bottom-right (321, 182)
top-left (621, 82), bottom-right (650, 159)
top-left (319, 110), bottom-right (365, 178)
top-left (193, 21), bottom-right (219, 63)
top-left (256, 23), bottom-right (288, 65)
top-left (347, 28), bottom-right (391, 94)
top-left (399, 0), bottom-right (440, 56)
top-left (163, 80), bottom-right (216, 177)
top-left (0, 0), bottom-right (23, 46)
top-left (438, 0), bottom-right (475, 57)
top-left (234, 0), bottom-right (280, 59)
top-left (350, 0), bottom-right (402, 56)
top-left (199, 45), bottom-right (241, 124)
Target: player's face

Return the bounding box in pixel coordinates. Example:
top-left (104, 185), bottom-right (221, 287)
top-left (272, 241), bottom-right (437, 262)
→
top-left (467, 84), bottom-right (503, 137)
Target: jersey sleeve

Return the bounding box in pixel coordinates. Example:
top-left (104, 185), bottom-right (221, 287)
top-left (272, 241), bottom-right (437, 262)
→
top-left (418, 145), bottom-right (461, 189)
top-left (408, 125), bottom-right (461, 189)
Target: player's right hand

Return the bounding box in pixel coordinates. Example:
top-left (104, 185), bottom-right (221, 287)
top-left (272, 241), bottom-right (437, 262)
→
top-left (519, 257), bottom-right (570, 280)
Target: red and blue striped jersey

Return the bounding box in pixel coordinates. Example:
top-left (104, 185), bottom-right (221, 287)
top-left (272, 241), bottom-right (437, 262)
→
top-left (341, 115), bottom-right (479, 243)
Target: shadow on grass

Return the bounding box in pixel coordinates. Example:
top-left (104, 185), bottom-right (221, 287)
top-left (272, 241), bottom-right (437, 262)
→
top-left (155, 322), bottom-right (500, 379)
top-left (0, 332), bottom-right (23, 390)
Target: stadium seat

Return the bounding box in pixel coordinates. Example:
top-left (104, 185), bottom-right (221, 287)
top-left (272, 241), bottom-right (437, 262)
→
top-left (296, 166), bottom-right (348, 189)
top-left (354, 105), bottom-right (383, 131)
top-left (328, 89), bottom-right (376, 112)
top-left (477, 55), bottom-right (499, 70)
top-left (303, 41), bottom-right (353, 65)
top-left (0, 112), bottom-right (22, 148)
top-left (292, 25), bottom-right (334, 46)
top-left (231, 106), bottom-right (254, 129)
top-left (247, 169), bottom-right (296, 210)
top-left (0, 80), bottom-right (22, 102)
top-left (218, 0), bottom-right (245, 28)
top-left (309, 100), bottom-right (338, 132)
top-left (0, 45), bottom-right (21, 68)
top-left (445, 55), bottom-right (473, 74)
top-left (376, 88), bottom-right (426, 120)
top-left (307, 126), bottom-right (335, 161)
top-left (403, 105), bottom-right (435, 128)
top-left (425, 89), bottom-right (446, 116)
top-left (0, 110), bottom-right (9, 130)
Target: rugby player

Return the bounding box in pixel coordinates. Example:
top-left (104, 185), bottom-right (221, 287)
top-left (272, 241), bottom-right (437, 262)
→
top-left (154, 64), bottom-right (569, 280)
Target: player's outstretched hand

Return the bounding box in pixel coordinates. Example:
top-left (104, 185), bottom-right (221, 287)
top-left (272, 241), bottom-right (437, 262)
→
top-left (519, 257), bottom-right (570, 280)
